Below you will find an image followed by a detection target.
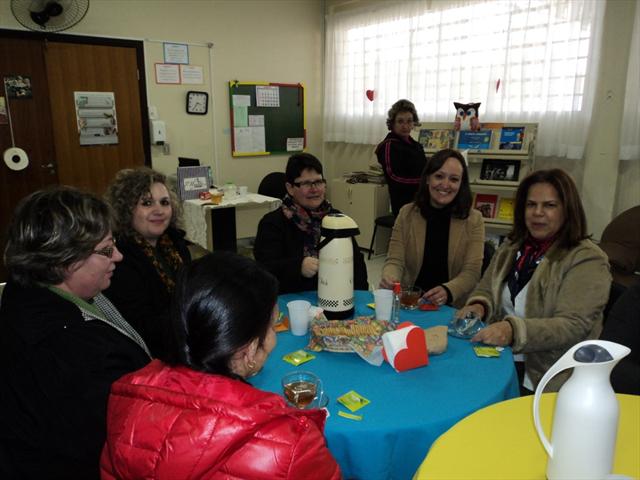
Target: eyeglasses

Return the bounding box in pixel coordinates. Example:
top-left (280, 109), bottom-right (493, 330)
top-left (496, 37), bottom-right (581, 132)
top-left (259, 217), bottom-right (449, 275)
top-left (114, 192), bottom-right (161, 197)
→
top-left (292, 179), bottom-right (327, 190)
top-left (93, 240), bottom-right (117, 259)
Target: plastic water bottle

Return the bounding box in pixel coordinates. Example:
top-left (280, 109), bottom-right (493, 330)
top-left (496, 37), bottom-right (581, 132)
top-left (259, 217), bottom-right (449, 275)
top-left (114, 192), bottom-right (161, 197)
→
top-left (391, 282), bottom-right (402, 327)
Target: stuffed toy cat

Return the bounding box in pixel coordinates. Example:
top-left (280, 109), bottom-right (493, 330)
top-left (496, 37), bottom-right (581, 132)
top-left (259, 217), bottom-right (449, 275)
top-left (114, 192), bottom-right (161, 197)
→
top-left (454, 102), bottom-right (481, 131)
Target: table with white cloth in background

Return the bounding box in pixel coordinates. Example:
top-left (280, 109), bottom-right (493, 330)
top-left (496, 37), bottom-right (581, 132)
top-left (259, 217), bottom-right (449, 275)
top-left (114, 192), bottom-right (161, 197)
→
top-left (182, 192), bottom-right (281, 251)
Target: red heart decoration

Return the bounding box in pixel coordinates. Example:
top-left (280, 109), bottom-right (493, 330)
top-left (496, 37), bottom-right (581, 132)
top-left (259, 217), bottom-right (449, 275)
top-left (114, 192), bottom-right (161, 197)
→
top-left (366, 89), bottom-right (375, 101)
top-left (390, 326), bottom-right (429, 372)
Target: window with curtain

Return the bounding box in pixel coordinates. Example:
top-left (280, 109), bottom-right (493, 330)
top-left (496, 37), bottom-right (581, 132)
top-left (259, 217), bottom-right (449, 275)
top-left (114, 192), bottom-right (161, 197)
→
top-left (619, 1), bottom-right (639, 162)
top-left (324, 0), bottom-right (605, 159)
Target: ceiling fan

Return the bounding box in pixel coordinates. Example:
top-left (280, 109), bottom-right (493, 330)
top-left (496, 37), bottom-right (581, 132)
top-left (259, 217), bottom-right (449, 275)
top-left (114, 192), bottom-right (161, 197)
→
top-left (11, 0), bottom-right (90, 33)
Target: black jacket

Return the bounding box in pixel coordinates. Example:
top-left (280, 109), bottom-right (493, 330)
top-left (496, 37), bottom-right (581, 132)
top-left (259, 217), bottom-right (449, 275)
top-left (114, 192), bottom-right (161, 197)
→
top-left (375, 131), bottom-right (427, 216)
top-left (600, 282), bottom-right (640, 395)
top-left (0, 283), bottom-right (150, 480)
top-left (103, 227), bottom-right (191, 358)
top-left (253, 208), bottom-right (369, 294)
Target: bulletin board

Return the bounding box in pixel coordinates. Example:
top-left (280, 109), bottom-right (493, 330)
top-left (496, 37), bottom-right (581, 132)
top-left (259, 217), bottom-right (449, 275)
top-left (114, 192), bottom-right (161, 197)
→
top-left (228, 81), bottom-right (305, 156)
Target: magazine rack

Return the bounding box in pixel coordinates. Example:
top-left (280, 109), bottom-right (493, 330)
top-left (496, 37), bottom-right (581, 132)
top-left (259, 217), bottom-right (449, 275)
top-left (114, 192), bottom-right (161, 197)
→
top-left (413, 122), bottom-right (537, 237)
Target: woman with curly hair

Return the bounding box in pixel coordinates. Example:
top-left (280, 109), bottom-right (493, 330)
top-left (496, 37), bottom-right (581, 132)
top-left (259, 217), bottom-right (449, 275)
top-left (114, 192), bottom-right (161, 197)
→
top-left (103, 167), bottom-right (191, 357)
top-left (375, 99), bottom-right (427, 217)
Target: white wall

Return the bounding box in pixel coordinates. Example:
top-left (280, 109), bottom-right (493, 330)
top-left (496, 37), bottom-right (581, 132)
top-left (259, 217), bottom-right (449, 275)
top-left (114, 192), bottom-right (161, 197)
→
top-left (0, 0), bottom-right (324, 192)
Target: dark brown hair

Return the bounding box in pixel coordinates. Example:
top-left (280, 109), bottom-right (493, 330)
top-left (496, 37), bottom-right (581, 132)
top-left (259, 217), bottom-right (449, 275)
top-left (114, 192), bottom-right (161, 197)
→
top-left (104, 167), bottom-right (181, 238)
top-left (508, 168), bottom-right (588, 248)
top-left (414, 148), bottom-right (472, 219)
top-left (386, 99), bottom-right (420, 130)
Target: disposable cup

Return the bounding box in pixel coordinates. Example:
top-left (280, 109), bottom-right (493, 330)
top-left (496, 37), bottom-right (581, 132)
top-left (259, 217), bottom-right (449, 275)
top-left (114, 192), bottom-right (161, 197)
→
top-left (373, 289), bottom-right (393, 321)
top-left (238, 186), bottom-right (248, 196)
top-left (287, 300), bottom-right (311, 336)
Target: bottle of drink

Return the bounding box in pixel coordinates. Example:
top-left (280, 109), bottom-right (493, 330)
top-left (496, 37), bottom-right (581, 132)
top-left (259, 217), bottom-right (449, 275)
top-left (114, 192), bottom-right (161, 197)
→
top-left (391, 282), bottom-right (402, 327)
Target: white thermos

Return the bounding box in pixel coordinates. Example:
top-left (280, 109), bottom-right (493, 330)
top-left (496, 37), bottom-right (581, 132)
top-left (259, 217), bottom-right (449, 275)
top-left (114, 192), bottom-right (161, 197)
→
top-left (317, 213), bottom-right (360, 320)
top-left (533, 340), bottom-right (630, 480)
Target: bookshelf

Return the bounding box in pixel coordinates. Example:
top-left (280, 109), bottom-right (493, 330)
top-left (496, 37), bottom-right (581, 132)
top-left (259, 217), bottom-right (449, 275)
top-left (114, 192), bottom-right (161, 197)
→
top-left (413, 122), bottom-right (537, 235)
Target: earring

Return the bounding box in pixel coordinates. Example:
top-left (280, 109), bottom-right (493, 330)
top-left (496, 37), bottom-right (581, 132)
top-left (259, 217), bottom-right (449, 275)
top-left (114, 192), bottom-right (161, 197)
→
top-left (247, 360), bottom-right (257, 372)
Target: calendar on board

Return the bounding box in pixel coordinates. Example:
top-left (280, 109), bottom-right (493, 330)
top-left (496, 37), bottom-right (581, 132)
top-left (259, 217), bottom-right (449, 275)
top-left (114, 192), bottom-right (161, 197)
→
top-left (256, 86), bottom-right (280, 107)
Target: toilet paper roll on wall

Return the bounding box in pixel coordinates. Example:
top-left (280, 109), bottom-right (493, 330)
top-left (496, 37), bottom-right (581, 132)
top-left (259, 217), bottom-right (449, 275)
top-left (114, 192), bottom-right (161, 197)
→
top-left (3, 147), bottom-right (29, 171)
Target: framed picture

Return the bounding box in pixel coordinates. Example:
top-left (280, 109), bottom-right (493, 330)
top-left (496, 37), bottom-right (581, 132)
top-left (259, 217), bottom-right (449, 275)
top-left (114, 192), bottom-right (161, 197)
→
top-left (480, 159), bottom-right (520, 182)
top-left (177, 166), bottom-right (211, 200)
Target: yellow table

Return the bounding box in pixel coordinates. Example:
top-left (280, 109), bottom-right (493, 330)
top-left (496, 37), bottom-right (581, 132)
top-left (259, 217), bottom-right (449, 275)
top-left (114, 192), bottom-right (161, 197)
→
top-left (414, 393), bottom-right (640, 480)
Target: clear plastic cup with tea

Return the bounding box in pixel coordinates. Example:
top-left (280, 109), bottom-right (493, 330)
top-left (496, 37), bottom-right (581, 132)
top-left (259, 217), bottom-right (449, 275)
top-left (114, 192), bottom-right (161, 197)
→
top-left (281, 371), bottom-right (324, 409)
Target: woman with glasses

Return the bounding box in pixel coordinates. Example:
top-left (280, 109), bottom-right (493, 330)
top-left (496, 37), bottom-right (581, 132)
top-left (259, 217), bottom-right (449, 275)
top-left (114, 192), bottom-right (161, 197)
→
top-left (254, 153), bottom-right (368, 293)
top-left (103, 167), bottom-right (191, 358)
top-left (0, 187), bottom-right (150, 479)
top-left (376, 99), bottom-right (427, 217)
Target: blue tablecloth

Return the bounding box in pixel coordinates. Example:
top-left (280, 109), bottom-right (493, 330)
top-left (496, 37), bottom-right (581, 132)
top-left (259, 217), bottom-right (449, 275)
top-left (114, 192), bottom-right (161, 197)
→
top-left (250, 291), bottom-right (519, 480)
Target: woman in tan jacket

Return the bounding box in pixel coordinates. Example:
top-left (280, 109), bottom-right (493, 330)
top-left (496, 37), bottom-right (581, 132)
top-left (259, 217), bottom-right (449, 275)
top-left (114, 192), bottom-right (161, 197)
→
top-left (458, 169), bottom-right (611, 393)
top-left (381, 149), bottom-right (484, 308)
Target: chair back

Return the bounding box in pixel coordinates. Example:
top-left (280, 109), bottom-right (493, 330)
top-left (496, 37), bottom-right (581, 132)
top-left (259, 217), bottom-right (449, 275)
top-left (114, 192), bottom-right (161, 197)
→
top-left (258, 172), bottom-right (287, 199)
top-left (0, 282), bottom-right (5, 309)
top-left (481, 241), bottom-right (496, 275)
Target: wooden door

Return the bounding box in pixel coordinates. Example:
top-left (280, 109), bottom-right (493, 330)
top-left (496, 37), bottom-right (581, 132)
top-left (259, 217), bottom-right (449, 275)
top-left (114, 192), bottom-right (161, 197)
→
top-left (0, 31), bottom-right (150, 282)
top-left (45, 41), bottom-right (146, 193)
top-left (0, 36), bottom-right (58, 281)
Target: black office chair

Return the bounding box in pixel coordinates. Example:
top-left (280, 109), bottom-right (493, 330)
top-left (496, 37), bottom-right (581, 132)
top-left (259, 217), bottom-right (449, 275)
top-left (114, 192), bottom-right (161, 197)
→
top-left (368, 214), bottom-right (395, 259)
top-left (258, 172), bottom-right (287, 199)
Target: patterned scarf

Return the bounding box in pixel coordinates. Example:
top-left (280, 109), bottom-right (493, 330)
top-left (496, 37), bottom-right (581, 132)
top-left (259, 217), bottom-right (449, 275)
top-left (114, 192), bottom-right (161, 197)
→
top-left (506, 234), bottom-right (558, 304)
top-left (281, 194), bottom-right (332, 257)
top-left (132, 232), bottom-right (184, 294)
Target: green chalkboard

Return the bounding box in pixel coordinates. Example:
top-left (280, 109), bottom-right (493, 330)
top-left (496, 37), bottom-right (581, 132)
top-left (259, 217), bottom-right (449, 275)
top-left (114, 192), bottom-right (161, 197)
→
top-left (229, 81), bottom-right (305, 156)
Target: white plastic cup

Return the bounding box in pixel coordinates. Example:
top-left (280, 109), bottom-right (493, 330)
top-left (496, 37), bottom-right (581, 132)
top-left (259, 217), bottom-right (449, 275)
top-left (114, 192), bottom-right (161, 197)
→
top-left (373, 289), bottom-right (393, 321)
top-left (238, 185), bottom-right (248, 197)
top-left (287, 300), bottom-right (311, 336)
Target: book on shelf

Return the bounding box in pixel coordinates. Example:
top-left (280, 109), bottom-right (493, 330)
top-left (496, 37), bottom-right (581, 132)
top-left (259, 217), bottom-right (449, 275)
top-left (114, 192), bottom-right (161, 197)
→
top-left (497, 197), bottom-right (515, 221)
top-left (499, 126), bottom-right (525, 150)
top-left (457, 129), bottom-right (493, 150)
top-left (480, 159), bottom-right (520, 182)
top-left (474, 193), bottom-right (498, 219)
top-left (418, 128), bottom-right (454, 150)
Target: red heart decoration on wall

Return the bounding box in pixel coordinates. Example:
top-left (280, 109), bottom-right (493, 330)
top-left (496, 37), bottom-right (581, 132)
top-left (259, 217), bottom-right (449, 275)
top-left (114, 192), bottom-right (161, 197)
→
top-left (391, 326), bottom-right (429, 372)
top-left (366, 90), bottom-right (375, 101)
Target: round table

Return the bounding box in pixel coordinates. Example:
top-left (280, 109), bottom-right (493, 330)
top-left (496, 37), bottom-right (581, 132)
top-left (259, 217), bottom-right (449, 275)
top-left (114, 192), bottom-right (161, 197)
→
top-left (250, 291), bottom-right (519, 480)
top-left (413, 393), bottom-right (640, 479)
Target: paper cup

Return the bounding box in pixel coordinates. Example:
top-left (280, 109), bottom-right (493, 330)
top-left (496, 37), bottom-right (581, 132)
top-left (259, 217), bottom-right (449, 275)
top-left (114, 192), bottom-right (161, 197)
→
top-left (373, 289), bottom-right (393, 321)
top-left (238, 185), bottom-right (248, 196)
top-left (287, 300), bottom-right (311, 336)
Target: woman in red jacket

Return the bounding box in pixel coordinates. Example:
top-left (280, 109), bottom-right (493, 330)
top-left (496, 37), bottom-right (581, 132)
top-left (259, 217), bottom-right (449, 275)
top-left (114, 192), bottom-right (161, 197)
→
top-left (100, 252), bottom-right (341, 480)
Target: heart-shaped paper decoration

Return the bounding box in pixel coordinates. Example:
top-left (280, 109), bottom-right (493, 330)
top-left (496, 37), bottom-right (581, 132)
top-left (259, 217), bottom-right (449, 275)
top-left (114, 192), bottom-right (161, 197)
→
top-left (393, 327), bottom-right (429, 371)
top-left (366, 89), bottom-right (375, 101)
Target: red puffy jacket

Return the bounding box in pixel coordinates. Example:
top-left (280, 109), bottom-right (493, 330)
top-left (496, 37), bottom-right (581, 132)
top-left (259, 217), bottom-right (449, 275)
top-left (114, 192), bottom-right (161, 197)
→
top-left (100, 360), bottom-right (341, 479)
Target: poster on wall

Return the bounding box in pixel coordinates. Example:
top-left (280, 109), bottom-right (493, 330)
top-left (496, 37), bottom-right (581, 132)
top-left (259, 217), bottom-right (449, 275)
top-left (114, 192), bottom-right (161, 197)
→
top-left (74, 92), bottom-right (119, 146)
top-left (4, 75), bottom-right (32, 98)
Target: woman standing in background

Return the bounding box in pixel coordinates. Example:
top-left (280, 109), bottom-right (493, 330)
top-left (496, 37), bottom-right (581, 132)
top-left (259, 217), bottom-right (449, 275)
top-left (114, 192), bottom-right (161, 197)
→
top-left (376, 99), bottom-right (427, 217)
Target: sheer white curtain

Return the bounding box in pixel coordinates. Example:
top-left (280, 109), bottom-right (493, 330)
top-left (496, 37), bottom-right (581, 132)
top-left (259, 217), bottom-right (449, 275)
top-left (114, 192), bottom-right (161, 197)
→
top-left (619, 2), bottom-right (639, 161)
top-left (324, 0), bottom-right (605, 159)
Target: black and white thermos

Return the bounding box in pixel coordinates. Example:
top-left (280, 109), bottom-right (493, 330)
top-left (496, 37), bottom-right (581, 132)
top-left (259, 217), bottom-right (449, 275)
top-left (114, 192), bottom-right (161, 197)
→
top-left (317, 213), bottom-right (360, 320)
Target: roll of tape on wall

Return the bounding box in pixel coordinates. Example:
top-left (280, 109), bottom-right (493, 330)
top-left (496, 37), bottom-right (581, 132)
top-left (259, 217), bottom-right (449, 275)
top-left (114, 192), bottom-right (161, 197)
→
top-left (3, 147), bottom-right (29, 171)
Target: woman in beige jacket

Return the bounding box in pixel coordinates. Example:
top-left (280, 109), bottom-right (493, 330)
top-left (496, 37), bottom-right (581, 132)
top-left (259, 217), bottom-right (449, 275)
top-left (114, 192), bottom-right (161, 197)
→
top-left (459, 169), bottom-right (611, 392)
top-left (381, 149), bottom-right (484, 308)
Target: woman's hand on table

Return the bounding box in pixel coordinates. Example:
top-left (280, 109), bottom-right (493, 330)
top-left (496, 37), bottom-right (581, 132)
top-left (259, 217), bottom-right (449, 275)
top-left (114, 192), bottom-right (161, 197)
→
top-left (301, 256), bottom-right (319, 278)
top-left (379, 275), bottom-right (398, 290)
top-left (471, 321), bottom-right (513, 346)
top-left (423, 286), bottom-right (448, 306)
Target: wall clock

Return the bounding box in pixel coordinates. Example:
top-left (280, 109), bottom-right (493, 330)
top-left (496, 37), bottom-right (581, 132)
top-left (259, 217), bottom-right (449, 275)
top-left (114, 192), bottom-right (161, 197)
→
top-left (186, 91), bottom-right (208, 115)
